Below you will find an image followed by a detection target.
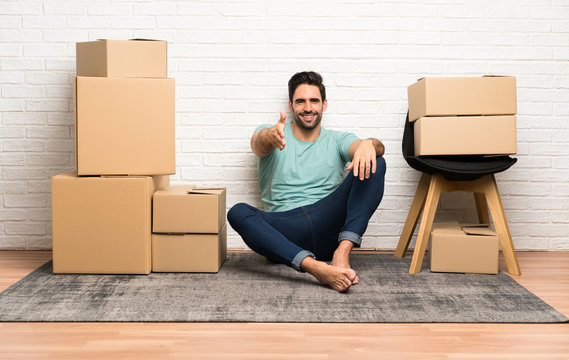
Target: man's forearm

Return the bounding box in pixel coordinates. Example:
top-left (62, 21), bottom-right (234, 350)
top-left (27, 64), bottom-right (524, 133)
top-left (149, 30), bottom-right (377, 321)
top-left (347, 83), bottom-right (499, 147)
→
top-left (251, 129), bottom-right (276, 157)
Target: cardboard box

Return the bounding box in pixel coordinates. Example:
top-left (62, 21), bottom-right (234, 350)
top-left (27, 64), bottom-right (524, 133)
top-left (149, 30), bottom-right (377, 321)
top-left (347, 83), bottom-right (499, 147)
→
top-left (152, 224), bottom-right (227, 273)
top-left (51, 172), bottom-right (154, 274)
top-left (430, 221), bottom-right (499, 274)
top-left (152, 175), bottom-right (170, 191)
top-left (414, 115), bottom-right (517, 156)
top-left (76, 39), bottom-right (167, 78)
top-left (408, 76), bottom-right (517, 122)
top-left (74, 76), bottom-right (175, 176)
top-left (153, 186), bottom-right (226, 234)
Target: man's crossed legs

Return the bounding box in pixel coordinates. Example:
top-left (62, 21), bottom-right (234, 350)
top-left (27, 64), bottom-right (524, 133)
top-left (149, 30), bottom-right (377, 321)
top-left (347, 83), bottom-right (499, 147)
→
top-left (228, 157), bottom-right (386, 292)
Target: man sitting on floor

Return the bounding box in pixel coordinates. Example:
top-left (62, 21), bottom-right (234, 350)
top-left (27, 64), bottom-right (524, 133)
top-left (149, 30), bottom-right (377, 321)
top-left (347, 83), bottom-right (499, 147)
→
top-left (228, 71), bottom-right (386, 292)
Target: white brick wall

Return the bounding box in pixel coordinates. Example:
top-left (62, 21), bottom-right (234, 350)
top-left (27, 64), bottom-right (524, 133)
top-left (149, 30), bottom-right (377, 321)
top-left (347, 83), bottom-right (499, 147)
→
top-left (1, 0), bottom-right (568, 251)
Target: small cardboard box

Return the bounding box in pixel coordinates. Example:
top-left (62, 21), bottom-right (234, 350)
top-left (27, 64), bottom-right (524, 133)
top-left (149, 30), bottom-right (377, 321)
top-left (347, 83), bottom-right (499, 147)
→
top-left (408, 76), bottom-right (517, 122)
top-left (414, 115), bottom-right (517, 156)
top-left (76, 39), bottom-right (167, 78)
top-left (74, 76), bottom-right (175, 176)
top-left (152, 224), bottom-right (227, 273)
top-left (153, 186), bottom-right (226, 234)
top-left (51, 172), bottom-right (155, 274)
top-left (430, 221), bottom-right (499, 274)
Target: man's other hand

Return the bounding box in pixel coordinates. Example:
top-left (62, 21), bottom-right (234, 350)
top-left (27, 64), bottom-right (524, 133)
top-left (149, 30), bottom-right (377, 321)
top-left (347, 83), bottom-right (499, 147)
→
top-left (347, 139), bottom-right (380, 180)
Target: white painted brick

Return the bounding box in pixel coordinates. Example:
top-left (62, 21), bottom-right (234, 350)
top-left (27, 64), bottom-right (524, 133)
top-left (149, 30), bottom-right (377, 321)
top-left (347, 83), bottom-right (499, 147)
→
top-left (47, 113), bottom-right (73, 126)
top-left (27, 154), bottom-right (71, 167)
top-left (0, 210), bottom-right (27, 221)
top-left (46, 140), bottom-right (74, 152)
top-left (0, 72), bottom-right (22, 85)
top-left (24, 237), bottom-right (52, 250)
top-left (133, 2), bottom-right (176, 15)
top-left (181, 140), bottom-right (222, 153)
top-left (4, 194), bottom-right (49, 208)
top-left (2, 85), bottom-right (44, 99)
top-left (0, 126), bottom-right (25, 138)
top-left (45, 59), bottom-right (75, 72)
top-left (110, 16), bottom-right (155, 29)
top-left (27, 179), bottom-right (51, 193)
top-left (0, 2), bottom-right (42, 15)
top-left (67, 16), bottom-right (110, 29)
top-left (0, 154), bottom-right (25, 166)
top-left (23, 16), bottom-right (66, 29)
top-left (1, 58), bottom-right (44, 71)
top-left (3, 112), bottom-right (46, 125)
top-left (221, 3), bottom-right (266, 16)
top-left (175, 153), bottom-right (203, 167)
top-left (3, 139), bottom-right (45, 152)
top-left (26, 126), bottom-right (70, 139)
top-left (25, 99), bottom-right (69, 112)
top-left (177, 3), bottom-right (220, 15)
top-left (0, 44), bottom-right (21, 56)
top-left (43, 30), bottom-right (90, 43)
top-left (4, 223), bottom-right (46, 236)
top-left (44, 2), bottom-right (86, 15)
top-left (0, 99), bottom-right (24, 112)
top-left (26, 209), bottom-right (52, 222)
top-left (47, 85), bottom-right (73, 99)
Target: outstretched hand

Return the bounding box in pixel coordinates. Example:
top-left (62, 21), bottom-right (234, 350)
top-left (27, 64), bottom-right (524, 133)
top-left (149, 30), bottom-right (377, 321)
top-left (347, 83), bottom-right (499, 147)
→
top-left (347, 139), bottom-right (377, 180)
top-left (268, 111), bottom-right (287, 151)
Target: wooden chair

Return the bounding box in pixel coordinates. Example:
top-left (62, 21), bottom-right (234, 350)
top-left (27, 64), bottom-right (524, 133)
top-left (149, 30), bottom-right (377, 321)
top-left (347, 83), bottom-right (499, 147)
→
top-left (394, 112), bottom-right (521, 275)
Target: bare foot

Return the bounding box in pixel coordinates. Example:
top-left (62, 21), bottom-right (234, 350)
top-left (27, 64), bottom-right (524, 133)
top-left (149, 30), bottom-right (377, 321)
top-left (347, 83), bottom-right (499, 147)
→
top-left (331, 241), bottom-right (359, 285)
top-left (300, 257), bottom-right (357, 292)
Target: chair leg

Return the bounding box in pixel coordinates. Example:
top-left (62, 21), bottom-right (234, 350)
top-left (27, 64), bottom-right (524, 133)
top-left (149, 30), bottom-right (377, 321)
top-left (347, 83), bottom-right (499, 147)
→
top-left (395, 173), bottom-right (431, 258)
top-left (481, 175), bottom-right (521, 276)
top-left (474, 192), bottom-right (490, 225)
top-left (409, 174), bottom-right (444, 274)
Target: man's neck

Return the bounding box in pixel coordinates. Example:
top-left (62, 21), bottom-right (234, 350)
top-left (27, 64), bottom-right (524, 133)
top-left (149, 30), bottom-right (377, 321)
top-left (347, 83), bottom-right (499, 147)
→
top-left (291, 122), bottom-right (321, 142)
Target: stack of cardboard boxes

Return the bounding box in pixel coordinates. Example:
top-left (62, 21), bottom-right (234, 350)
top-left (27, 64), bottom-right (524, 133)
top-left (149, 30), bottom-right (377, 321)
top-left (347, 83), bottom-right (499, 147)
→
top-left (51, 39), bottom-right (226, 274)
top-left (152, 186), bottom-right (227, 272)
top-left (407, 76), bottom-right (518, 274)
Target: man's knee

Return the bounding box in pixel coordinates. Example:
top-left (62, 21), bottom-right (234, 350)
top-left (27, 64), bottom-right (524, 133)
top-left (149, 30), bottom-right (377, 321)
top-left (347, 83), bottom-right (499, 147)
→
top-left (227, 202), bottom-right (253, 229)
top-left (375, 156), bottom-right (386, 177)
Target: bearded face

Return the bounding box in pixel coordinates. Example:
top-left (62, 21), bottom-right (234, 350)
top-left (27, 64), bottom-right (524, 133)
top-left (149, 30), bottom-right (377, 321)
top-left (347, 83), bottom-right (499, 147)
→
top-left (289, 84), bottom-right (327, 131)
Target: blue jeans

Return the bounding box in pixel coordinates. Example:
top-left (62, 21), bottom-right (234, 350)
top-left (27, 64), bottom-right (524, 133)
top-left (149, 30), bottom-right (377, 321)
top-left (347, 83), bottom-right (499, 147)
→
top-left (228, 156), bottom-right (386, 271)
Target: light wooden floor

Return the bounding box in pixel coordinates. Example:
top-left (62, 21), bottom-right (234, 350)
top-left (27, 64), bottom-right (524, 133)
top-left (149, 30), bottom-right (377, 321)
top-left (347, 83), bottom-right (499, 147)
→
top-left (0, 250), bottom-right (568, 360)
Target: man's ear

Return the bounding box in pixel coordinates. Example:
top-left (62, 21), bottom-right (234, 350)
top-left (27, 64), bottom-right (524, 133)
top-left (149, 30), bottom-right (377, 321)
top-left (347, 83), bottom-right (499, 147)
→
top-left (288, 101), bottom-right (292, 112)
top-left (322, 99), bottom-right (328, 112)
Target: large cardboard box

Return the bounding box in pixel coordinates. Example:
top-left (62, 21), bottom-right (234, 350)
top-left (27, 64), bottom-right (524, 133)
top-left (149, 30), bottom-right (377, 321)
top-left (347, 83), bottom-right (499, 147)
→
top-left (74, 76), bottom-right (175, 176)
top-left (430, 222), bottom-right (499, 274)
top-left (153, 186), bottom-right (226, 234)
top-left (414, 115), bottom-right (517, 156)
top-left (76, 39), bottom-right (167, 78)
top-left (51, 172), bottom-right (154, 274)
top-left (408, 76), bottom-right (517, 122)
top-left (152, 224), bottom-right (227, 273)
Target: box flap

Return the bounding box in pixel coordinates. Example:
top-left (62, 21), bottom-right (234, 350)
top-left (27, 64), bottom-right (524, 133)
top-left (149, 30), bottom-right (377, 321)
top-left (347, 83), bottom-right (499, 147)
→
top-left (186, 187), bottom-right (225, 195)
top-left (482, 74), bottom-right (514, 78)
top-left (129, 38), bottom-right (165, 42)
top-left (461, 225), bottom-right (496, 236)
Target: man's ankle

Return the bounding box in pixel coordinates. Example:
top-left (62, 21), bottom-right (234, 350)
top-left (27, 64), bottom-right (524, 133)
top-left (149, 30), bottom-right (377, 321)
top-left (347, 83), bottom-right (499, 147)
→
top-left (337, 240), bottom-right (354, 253)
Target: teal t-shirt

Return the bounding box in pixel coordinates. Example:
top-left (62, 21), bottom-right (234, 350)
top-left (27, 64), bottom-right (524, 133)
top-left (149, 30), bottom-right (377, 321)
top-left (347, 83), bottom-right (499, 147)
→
top-left (255, 122), bottom-right (359, 212)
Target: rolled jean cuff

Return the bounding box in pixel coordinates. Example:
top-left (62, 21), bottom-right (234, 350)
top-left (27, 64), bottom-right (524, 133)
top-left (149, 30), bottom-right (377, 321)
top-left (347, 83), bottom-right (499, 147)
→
top-left (291, 250), bottom-right (315, 272)
top-left (338, 231), bottom-right (362, 248)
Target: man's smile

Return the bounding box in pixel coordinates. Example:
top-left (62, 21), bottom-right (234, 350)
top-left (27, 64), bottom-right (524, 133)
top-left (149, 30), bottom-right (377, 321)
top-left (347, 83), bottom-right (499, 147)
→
top-left (300, 112), bottom-right (317, 121)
